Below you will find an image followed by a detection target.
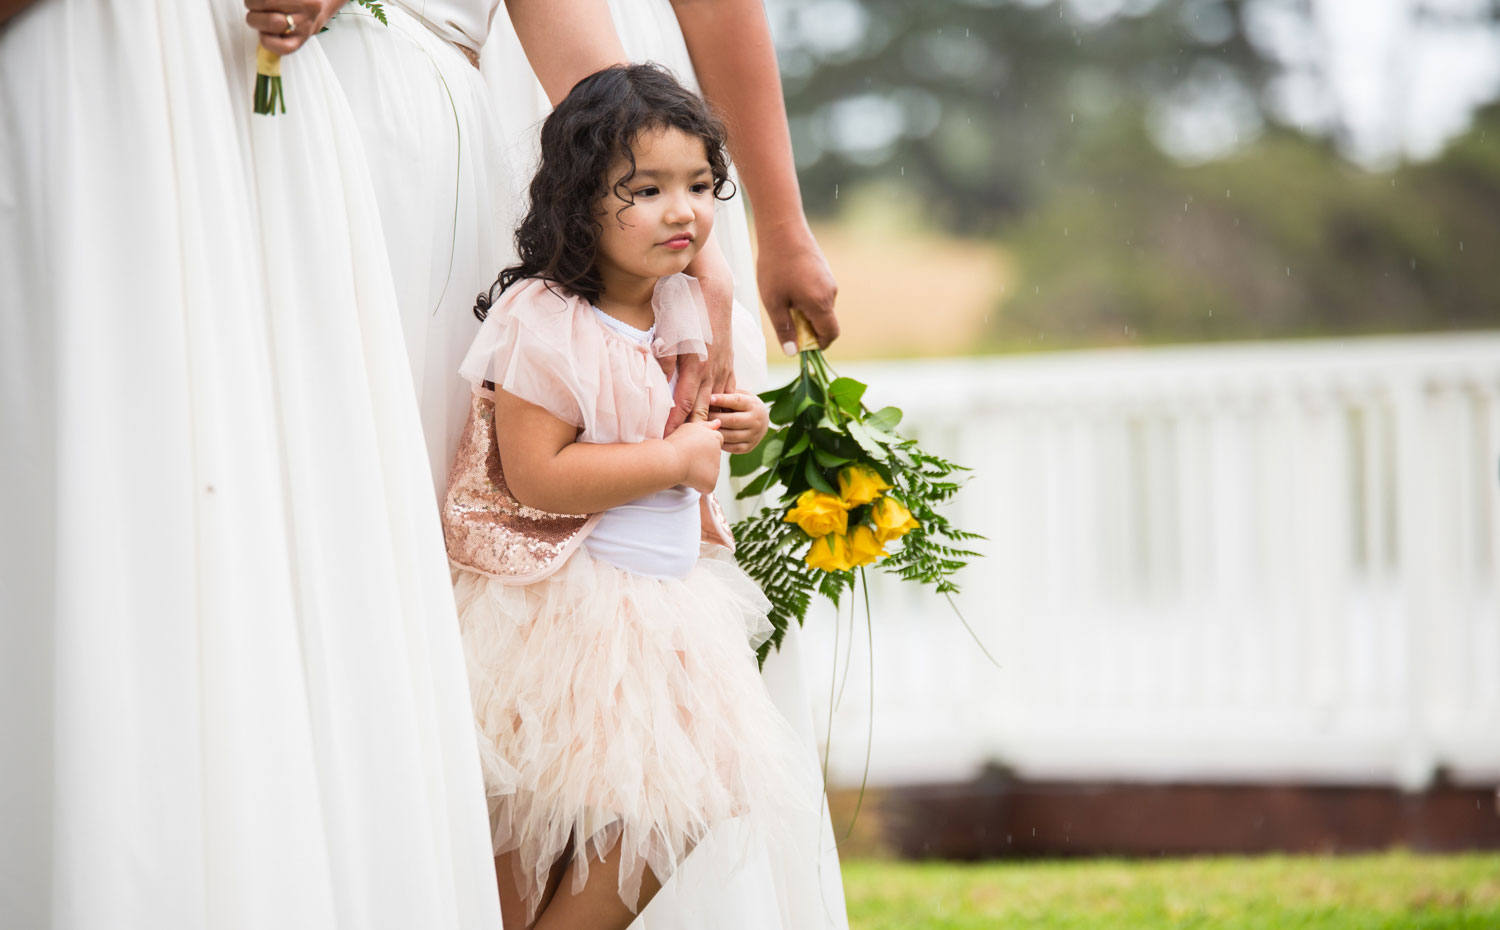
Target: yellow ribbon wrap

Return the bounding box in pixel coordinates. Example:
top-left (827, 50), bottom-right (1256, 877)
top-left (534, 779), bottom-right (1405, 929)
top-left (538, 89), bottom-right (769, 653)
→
top-left (255, 45), bottom-right (282, 78)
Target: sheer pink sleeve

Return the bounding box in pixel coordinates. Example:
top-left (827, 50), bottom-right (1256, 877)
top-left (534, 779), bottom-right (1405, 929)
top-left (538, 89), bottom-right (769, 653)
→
top-left (649, 273), bottom-right (712, 361)
top-left (457, 278), bottom-right (595, 428)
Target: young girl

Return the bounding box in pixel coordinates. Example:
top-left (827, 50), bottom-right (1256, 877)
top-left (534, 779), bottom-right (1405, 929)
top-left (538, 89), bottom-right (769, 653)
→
top-left (443, 65), bottom-right (816, 929)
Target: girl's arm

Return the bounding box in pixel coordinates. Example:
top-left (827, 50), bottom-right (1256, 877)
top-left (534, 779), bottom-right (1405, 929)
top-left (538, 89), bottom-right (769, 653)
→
top-left (495, 390), bottom-right (724, 514)
top-left (669, 0), bottom-right (840, 352)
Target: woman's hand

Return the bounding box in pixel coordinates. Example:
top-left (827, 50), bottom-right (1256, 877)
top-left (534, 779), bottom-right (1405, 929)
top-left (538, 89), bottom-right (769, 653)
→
top-left (757, 221), bottom-right (839, 354)
top-left (665, 416), bottom-right (724, 493)
top-left (667, 236), bottom-right (737, 435)
top-left (244, 0), bottom-right (345, 57)
top-left (711, 391), bottom-right (768, 455)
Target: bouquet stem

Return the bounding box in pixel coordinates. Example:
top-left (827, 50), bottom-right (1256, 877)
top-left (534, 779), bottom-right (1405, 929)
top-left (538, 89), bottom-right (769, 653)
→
top-left (254, 46), bottom-right (285, 116)
top-left (791, 307), bottom-right (820, 353)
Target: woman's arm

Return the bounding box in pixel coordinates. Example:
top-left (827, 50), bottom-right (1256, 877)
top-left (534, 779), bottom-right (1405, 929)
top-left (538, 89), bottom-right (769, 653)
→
top-left (504, 0), bottom-right (628, 105)
top-left (0, 0), bottom-right (39, 27)
top-left (495, 390), bottom-right (723, 514)
top-left (669, 0), bottom-right (840, 352)
top-left (666, 231), bottom-right (735, 433)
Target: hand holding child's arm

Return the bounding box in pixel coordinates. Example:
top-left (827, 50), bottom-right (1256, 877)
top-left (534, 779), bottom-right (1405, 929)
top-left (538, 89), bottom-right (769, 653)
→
top-left (711, 391), bottom-right (769, 455)
top-left (496, 390), bottom-right (722, 513)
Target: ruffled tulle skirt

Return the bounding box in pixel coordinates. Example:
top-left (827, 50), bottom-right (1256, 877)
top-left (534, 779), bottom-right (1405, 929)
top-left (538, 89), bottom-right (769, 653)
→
top-left (453, 548), bottom-right (816, 919)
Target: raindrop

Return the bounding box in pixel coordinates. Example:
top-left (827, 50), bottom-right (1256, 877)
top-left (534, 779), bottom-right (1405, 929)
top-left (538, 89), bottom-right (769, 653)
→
top-left (1285, 266), bottom-right (1291, 276)
top-left (1035, 285), bottom-right (1040, 294)
top-left (1070, 112), bottom-right (1075, 123)
top-left (900, 165), bottom-right (904, 176)
top-left (1460, 241), bottom-right (1465, 251)
top-left (834, 184), bottom-right (839, 200)
top-left (1226, 189), bottom-right (1231, 198)
top-left (965, 28), bottom-right (970, 38)
top-left (1411, 258), bottom-right (1416, 270)
top-left (1064, 227), bottom-right (1069, 237)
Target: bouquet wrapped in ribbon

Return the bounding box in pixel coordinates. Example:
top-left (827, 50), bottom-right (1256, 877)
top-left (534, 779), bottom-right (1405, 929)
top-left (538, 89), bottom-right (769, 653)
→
top-left (253, 0), bottom-right (387, 116)
top-left (731, 314), bottom-right (981, 664)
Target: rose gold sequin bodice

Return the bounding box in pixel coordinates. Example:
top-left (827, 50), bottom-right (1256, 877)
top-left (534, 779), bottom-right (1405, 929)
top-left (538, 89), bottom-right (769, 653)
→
top-left (443, 393), bottom-right (601, 583)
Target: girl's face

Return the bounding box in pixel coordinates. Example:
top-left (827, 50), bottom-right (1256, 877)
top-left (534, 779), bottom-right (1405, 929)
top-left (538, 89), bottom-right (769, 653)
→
top-left (595, 126), bottom-right (716, 290)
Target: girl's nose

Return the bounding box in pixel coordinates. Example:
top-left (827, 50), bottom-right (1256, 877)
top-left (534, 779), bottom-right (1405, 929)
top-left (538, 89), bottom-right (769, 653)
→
top-left (663, 191), bottom-right (694, 223)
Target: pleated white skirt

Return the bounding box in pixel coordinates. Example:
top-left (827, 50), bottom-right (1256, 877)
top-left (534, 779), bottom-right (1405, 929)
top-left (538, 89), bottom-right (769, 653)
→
top-left (0, 3), bottom-right (499, 928)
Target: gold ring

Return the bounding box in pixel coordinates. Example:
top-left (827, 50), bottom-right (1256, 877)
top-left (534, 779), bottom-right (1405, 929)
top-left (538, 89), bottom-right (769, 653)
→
top-left (281, 12), bottom-right (296, 35)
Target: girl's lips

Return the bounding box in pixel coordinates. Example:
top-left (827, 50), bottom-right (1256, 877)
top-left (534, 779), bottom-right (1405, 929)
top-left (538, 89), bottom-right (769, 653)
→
top-left (662, 234), bottom-right (693, 250)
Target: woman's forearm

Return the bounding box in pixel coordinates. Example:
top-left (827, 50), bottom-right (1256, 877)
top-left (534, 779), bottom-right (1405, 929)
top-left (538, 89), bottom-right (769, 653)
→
top-left (505, 0), bottom-right (628, 105)
top-left (1, 0), bottom-right (41, 27)
top-left (669, 0), bottom-right (808, 233)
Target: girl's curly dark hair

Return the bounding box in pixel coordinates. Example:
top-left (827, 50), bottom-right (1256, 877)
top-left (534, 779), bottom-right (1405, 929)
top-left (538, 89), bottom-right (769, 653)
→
top-left (474, 63), bottom-right (735, 320)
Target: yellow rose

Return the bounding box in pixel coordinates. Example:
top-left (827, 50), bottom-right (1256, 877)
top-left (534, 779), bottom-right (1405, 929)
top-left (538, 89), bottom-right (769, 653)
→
top-left (846, 524), bottom-right (886, 567)
top-left (871, 496), bottom-right (919, 544)
top-left (783, 489), bottom-right (849, 538)
top-left (805, 533), bottom-right (855, 573)
top-left (838, 464), bottom-right (892, 507)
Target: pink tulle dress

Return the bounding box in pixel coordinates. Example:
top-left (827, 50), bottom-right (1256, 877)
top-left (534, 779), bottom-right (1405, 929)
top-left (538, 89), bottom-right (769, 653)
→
top-left (445, 275), bottom-right (815, 919)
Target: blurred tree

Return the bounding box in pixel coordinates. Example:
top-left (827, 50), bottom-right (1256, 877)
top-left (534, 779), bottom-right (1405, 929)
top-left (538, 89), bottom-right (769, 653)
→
top-left (988, 101), bottom-right (1500, 348)
top-left (773, 0), bottom-right (1500, 233)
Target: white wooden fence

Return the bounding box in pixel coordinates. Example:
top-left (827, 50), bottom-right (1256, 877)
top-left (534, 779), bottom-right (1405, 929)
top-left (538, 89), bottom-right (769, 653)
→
top-left (792, 332), bottom-right (1500, 791)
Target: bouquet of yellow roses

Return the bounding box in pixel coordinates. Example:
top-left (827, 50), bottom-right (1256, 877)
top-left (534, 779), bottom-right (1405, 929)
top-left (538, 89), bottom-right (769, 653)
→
top-left (731, 316), bottom-right (980, 664)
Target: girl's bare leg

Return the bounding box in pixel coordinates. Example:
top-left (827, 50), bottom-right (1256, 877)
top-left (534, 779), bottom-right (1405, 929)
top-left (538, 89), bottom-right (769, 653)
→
top-left (495, 847), bottom-right (570, 930)
top-left (529, 842), bottom-right (664, 930)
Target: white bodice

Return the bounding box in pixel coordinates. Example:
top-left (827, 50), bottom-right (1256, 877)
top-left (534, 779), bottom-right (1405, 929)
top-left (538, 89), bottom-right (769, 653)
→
top-left (389, 0), bottom-right (498, 50)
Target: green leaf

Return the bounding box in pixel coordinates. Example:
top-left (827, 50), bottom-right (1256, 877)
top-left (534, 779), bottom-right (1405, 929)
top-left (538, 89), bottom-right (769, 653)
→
top-left (804, 458), bottom-right (836, 494)
top-left (785, 430), bottom-right (811, 457)
top-left (769, 389), bottom-right (799, 425)
top-left (812, 445), bottom-right (851, 468)
top-left (828, 377), bottom-right (867, 416)
top-left (867, 405), bottom-right (903, 432)
top-left (731, 429), bottom-right (778, 477)
top-left (845, 418), bottom-right (888, 458)
top-left (735, 467), bottom-right (778, 500)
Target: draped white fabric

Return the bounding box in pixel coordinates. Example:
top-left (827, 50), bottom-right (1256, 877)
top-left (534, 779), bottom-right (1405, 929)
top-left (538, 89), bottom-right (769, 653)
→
top-left (320, 1), bottom-right (516, 503)
top-left (481, 5), bottom-right (850, 927)
top-left (0, 3), bottom-right (500, 928)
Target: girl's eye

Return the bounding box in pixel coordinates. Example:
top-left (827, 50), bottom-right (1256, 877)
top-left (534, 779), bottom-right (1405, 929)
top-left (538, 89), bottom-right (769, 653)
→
top-left (690, 183), bottom-right (711, 194)
top-left (636, 186), bottom-right (660, 197)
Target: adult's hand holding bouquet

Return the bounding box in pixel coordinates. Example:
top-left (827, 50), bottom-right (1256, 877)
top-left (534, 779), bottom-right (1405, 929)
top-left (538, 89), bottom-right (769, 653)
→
top-left (731, 312), bottom-right (981, 664)
top-left (248, 0), bottom-right (385, 115)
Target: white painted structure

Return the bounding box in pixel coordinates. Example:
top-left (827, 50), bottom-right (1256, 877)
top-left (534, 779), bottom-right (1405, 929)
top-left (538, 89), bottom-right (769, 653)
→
top-left (791, 332), bottom-right (1500, 791)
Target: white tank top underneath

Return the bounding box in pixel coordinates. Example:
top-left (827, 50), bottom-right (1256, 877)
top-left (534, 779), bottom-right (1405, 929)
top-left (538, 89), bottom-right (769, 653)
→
top-left (582, 308), bottom-right (701, 580)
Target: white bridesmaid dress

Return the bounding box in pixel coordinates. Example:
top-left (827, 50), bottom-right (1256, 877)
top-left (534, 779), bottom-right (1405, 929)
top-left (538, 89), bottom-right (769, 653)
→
top-left (319, 0), bottom-right (515, 502)
top-left (481, 6), bottom-right (850, 928)
top-left (0, 3), bottom-right (500, 928)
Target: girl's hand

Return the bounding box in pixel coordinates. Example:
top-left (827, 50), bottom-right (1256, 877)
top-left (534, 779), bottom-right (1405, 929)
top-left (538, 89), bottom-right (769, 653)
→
top-left (244, 0), bottom-right (345, 57)
top-left (665, 418), bottom-right (724, 493)
top-left (711, 392), bottom-right (768, 455)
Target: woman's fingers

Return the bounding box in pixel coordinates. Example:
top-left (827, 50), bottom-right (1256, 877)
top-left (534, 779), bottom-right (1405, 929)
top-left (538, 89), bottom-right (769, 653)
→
top-left (244, 0), bottom-right (341, 56)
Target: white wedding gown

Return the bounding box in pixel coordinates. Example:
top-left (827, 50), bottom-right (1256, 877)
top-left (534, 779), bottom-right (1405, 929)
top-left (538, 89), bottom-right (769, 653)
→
top-left (0, 3), bottom-right (500, 928)
top-left (319, 0), bottom-right (514, 502)
top-left (482, 7), bottom-right (850, 928)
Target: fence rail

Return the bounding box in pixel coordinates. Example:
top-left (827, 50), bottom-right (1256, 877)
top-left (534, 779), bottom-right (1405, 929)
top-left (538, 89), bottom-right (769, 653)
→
top-left (793, 332), bottom-right (1500, 790)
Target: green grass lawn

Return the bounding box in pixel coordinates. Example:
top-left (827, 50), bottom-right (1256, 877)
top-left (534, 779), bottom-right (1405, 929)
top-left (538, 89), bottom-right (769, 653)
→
top-left (842, 852), bottom-right (1500, 929)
